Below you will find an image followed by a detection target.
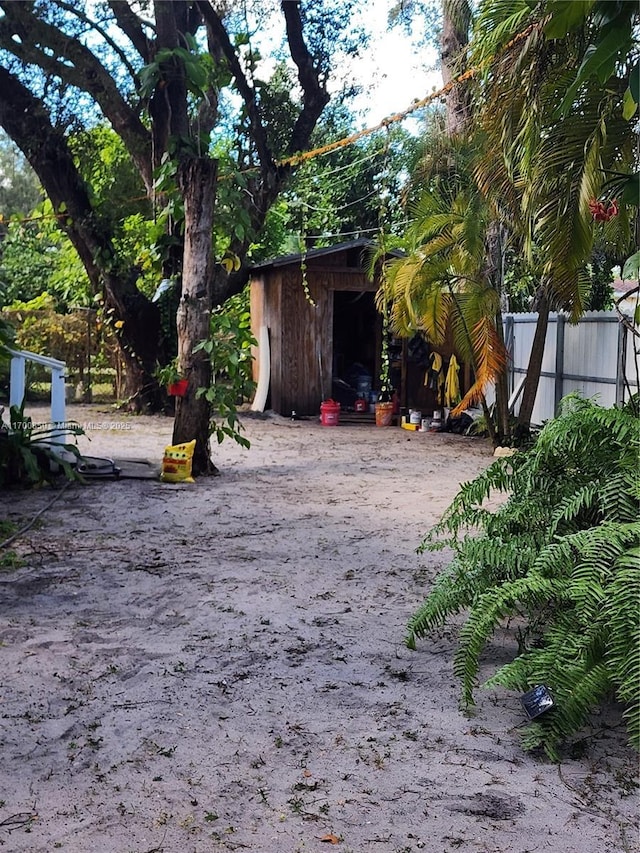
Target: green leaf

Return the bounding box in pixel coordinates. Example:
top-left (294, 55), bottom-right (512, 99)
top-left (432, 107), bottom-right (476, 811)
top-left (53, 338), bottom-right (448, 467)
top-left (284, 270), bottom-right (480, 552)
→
top-left (558, 22), bottom-right (633, 115)
top-left (172, 47), bottom-right (191, 62)
top-left (621, 173), bottom-right (640, 206)
top-left (544, 0), bottom-right (594, 38)
top-left (622, 87), bottom-right (637, 120)
top-left (184, 58), bottom-right (207, 90)
top-left (184, 33), bottom-right (199, 52)
top-left (622, 251), bottom-right (640, 281)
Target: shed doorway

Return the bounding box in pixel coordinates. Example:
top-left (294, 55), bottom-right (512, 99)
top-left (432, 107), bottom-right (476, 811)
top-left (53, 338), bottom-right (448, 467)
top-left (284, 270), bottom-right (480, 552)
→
top-left (331, 290), bottom-right (380, 405)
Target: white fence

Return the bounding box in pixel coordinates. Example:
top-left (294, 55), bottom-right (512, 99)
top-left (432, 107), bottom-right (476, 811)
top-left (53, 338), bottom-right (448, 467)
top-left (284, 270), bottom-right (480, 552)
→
top-left (501, 311), bottom-right (639, 425)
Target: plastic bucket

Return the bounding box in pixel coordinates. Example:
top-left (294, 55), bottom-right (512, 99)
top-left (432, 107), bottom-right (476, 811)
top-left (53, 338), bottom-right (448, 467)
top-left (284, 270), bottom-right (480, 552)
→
top-left (375, 401), bottom-right (394, 427)
top-left (320, 399), bottom-right (340, 426)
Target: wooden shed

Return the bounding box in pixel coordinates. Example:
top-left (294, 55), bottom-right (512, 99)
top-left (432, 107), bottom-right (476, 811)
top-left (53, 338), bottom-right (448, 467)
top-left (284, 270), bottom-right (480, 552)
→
top-left (249, 238), bottom-right (466, 418)
top-left (249, 239), bottom-right (388, 416)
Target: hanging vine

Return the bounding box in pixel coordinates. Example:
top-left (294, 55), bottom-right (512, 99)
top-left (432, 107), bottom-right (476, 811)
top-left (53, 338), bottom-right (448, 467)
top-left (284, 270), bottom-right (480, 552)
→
top-left (298, 200), bottom-right (316, 307)
top-left (376, 126), bottom-right (394, 402)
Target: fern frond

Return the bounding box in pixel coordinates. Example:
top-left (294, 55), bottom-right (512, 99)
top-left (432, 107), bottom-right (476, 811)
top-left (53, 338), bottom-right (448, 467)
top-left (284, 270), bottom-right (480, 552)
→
top-left (548, 482), bottom-right (600, 536)
top-left (454, 575), bottom-right (567, 706)
top-left (409, 399), bottom-right (640, 755)
top-left (518, 662), bottom-right (612, 761)
top-left (406, 562), bottom-right (470, 648)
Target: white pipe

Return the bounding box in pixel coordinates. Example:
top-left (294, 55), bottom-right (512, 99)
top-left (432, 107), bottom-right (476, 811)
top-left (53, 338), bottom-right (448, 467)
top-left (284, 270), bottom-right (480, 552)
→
top-left (251, 326), bottom-right (270, 412)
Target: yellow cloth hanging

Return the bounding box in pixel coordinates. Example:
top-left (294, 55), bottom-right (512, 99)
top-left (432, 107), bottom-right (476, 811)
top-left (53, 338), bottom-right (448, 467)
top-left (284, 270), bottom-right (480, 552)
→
top-left (444, 355), bottom-right (461, 408)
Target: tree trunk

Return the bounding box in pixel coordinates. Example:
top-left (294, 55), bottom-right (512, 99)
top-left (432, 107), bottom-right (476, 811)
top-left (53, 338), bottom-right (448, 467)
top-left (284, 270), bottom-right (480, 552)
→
top-left (484, 220), bottom-right (511, 443)
top-left (441, 0), bottom-right (472, 137)
top-left (102, 276), bottom-right (164, 411)
top-left (172, 156), bottom-right (218, 476)
top-left (516, 287), bottom-right (550, 435)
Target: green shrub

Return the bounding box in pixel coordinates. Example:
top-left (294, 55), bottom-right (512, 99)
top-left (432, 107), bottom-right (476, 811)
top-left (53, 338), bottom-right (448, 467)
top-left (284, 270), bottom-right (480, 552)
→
top-left (408, 395), bottom-right (640, 760)
top-left (0, 403), bottom-right (83, 487)
top-left (1, 294), bottom-right (124, 396)
top-left (194, 290), bottom-right (257, 448)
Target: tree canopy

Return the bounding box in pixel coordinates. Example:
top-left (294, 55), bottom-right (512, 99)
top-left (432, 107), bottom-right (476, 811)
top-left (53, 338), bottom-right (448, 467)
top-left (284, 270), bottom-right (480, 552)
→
top-left (0, 2), bottom-right (362, 418)
top-left (380, 0), bottom-right (638, 442)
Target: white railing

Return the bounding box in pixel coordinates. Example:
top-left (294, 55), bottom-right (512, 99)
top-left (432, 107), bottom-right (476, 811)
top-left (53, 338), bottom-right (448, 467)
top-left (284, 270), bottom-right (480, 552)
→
top-left (8, 348), bottom-right (68, 444)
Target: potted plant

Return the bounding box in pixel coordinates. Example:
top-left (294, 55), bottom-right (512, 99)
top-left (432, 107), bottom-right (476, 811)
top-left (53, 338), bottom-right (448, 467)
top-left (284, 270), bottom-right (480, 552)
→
top-left (155, 359), bottom-right (188, 397)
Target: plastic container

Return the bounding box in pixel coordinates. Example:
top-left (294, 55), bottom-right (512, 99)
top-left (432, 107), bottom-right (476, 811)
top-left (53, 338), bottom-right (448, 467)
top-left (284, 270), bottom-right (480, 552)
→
top-left (375, 401), bottom-right (394, 426)
top-left (320, 399), bottom-right (340, 426)
top-left (354, 398), bottom-right (368, 413)
top-left (168, 379), bottom-right (189, 397)
top-left (409, 409), bottom-right (422, 425)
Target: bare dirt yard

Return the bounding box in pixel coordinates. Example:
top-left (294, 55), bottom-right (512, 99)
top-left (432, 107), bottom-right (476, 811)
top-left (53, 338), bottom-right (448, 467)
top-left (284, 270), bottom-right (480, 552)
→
top-left (1, 403), bottom-right (638, 853)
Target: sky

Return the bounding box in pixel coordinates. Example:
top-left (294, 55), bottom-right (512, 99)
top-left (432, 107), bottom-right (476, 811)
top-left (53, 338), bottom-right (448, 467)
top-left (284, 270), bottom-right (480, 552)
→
top-left (339, 0), bottom-right (443, 128)
top-left (255, 0), bottom-right (443, 133)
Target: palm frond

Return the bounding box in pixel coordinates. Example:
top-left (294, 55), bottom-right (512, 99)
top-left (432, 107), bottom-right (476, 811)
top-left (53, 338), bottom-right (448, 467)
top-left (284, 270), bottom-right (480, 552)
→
top-left (451, 314), bottom-right (508, 413)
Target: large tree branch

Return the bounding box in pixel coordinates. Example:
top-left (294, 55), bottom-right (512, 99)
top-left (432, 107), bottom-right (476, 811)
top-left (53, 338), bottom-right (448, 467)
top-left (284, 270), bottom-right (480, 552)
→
top-left (148, 0), bottom-right (190, 157)
top-left (0, 67), bottom-right (159, 376)
top-left (192, 21), bottom-right (224, 141)
top-left (281, 1), bottom-right (330, 154)
top-left (54, 0), bottom-right (139, 79)
top-left (0, 66), bottom-right (105, 287)
top-left (108, 0), bottom-right (154, 63)
top-left (0, 1), bottom-right (153, 191)
top-left (196, 0), bottom-right (274, 173)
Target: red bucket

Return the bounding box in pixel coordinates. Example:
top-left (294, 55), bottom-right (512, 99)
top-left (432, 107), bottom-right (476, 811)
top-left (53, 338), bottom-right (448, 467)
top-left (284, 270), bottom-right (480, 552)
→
top-left (320, 399), bottom-right (340, 426)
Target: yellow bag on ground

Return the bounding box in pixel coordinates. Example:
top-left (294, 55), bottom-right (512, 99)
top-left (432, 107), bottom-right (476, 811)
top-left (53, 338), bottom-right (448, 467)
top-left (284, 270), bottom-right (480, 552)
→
top-left (160, 439), bottom-right (196, 483)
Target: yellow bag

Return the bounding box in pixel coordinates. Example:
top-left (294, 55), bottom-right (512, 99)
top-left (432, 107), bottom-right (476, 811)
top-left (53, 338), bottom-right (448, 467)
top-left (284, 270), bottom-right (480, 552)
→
top-left (160, 439), bottom-right (196, 483)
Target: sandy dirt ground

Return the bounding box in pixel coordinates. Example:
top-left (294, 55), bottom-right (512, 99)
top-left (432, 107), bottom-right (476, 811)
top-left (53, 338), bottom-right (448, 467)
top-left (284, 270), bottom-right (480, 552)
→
top-left (0, 403), bottom-right (638, 853)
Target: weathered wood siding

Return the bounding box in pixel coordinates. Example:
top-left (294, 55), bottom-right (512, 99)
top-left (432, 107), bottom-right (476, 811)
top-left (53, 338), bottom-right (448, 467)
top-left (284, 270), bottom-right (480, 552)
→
top-left (278, 268), bottom-right (329, 415)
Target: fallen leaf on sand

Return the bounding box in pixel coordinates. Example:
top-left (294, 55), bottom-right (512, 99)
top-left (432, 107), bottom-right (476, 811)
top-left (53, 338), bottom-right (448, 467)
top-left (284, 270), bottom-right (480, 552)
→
top-left (320, 833), bottom-right (340, 844)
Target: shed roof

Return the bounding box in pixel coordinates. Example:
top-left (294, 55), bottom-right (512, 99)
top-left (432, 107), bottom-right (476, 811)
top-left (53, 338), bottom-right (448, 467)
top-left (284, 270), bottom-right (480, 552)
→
top-left (250, 238), bottom-right (402, 273)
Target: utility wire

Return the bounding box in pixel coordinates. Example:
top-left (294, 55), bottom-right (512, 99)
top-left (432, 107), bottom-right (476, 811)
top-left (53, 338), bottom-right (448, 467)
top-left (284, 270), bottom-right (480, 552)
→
top-left (277, 23), bottom-right (538, 169)
top-left (295, 188), bottom-right (381, 213)
top-left (1, 25), bottom-right (537, 224)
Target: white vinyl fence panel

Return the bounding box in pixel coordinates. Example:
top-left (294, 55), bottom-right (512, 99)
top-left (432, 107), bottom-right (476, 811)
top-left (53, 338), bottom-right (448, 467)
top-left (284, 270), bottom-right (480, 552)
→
top-left (501, 311), bottom-right (638, 425)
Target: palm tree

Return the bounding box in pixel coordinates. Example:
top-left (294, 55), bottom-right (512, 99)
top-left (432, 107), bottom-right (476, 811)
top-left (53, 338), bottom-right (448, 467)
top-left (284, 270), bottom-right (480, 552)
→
top-left (379, 140), bottom-right (508, 444)
top-left (381, 0), bottom-right (636, 442)
top-left (471, 0), bottom-right (638, 430)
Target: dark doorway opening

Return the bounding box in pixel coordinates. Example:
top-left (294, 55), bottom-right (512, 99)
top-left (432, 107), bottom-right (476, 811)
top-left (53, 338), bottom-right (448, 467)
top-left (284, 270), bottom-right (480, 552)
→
top-left (331, 290), bottom-right (379, 406)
